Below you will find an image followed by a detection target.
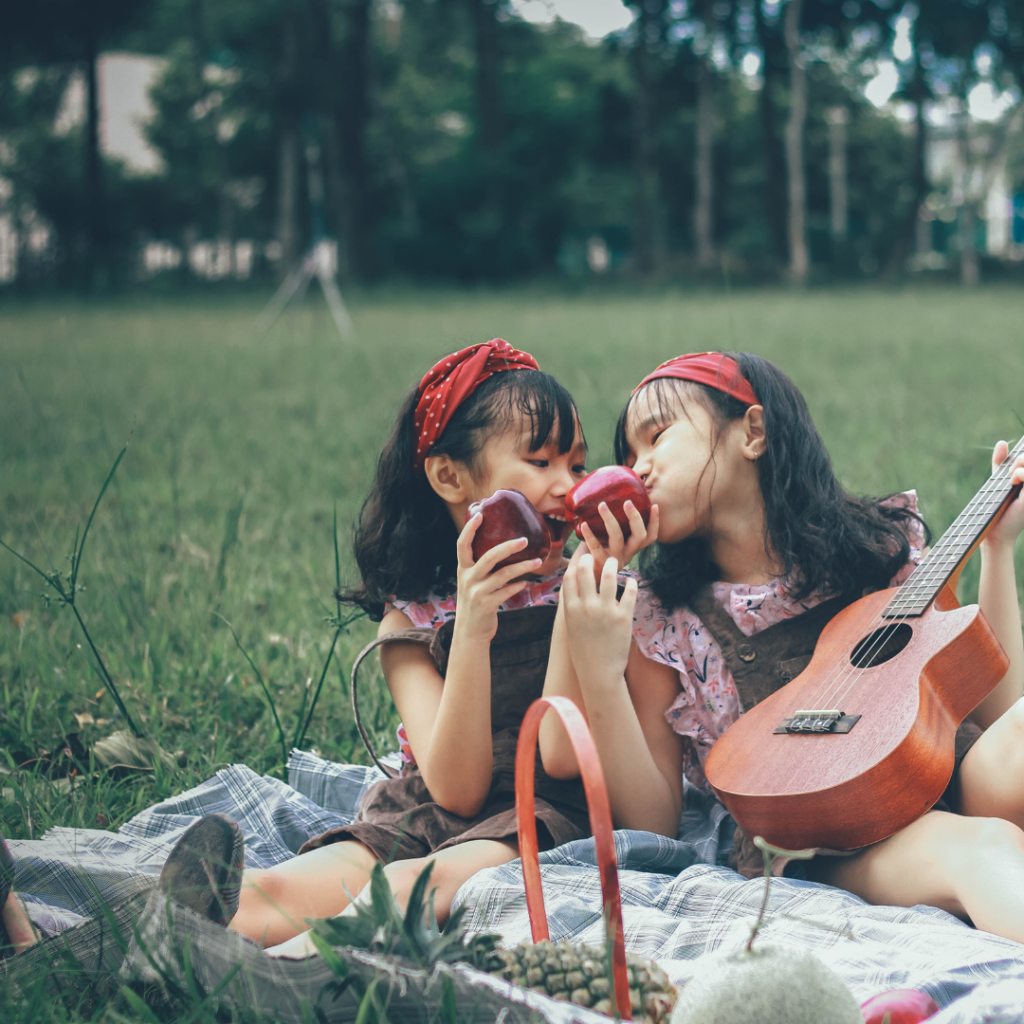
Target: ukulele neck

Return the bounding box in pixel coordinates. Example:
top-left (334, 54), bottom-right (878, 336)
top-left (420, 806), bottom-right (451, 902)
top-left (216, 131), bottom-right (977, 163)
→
top-left (884, 436), bottom-right (1024, 620)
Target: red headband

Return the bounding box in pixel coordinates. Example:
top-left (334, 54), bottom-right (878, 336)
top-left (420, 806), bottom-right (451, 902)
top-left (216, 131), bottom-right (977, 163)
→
top-left (631, 352), bottom-right (758, 406)
top-left (413, 339), bottom-right (539, 472)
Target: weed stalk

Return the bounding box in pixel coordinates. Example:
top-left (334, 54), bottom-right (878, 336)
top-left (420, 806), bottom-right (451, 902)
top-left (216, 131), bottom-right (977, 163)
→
top-left (0, 443), bottom-right (142, 737)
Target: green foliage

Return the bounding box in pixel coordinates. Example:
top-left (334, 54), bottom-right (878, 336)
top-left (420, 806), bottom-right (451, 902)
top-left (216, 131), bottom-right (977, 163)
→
top-left (1, 287), bottom-right (1023, 1020)
top-left (312, 861), bottom-right (505, 973)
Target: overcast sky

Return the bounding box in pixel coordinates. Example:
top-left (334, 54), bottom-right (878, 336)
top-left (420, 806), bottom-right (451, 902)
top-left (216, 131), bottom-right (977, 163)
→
top-left (509, 0), bottom-right (634, 40)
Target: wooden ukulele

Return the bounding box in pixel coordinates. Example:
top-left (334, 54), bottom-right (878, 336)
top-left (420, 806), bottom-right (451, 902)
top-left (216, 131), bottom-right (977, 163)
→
top-left (705, 437), bottom-right (1024, 851)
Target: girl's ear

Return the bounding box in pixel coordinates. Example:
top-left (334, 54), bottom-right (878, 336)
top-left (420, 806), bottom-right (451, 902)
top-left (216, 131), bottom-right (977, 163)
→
top-left (423, 454), bottom-right (473, 503)
top-left (741, 405), bottom-right (767, 461)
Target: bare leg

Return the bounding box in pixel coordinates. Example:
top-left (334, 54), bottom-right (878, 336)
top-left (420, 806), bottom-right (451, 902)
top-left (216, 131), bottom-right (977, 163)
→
top-left (958, 697), bottom-right (1024, 827)
top-left (811, 809), bottom-right (1024, 942)
top-left (230, 839), bottom-right (379, 948)
top-left (2, 891), bottom-right (39, 953)
top-left (265, 838), bottom-right (519, 959)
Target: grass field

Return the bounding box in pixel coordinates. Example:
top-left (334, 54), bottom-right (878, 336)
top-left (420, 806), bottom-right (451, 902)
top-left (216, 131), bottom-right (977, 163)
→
top-left (1, 285), bottom-right (1023, 1019)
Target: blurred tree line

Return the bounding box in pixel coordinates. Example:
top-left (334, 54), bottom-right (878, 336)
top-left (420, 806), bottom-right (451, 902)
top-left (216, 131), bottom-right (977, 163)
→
top-left (2, 0), bottom-right (1023, 288)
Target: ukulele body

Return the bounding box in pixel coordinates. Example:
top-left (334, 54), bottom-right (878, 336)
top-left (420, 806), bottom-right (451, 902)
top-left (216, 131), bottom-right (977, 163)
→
top-left (704, 584), bottom-right (1009, 851)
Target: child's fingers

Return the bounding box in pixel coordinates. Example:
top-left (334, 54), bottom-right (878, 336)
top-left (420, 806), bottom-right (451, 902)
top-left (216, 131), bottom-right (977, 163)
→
top-left (579, 520), bottom-right (606, 561)
top-left (457, 513), bottom-right (484, 566)
top-left (619, 574), bottom-right (639, 615)
top-left (993, 440), bottom-right (1010, 471)
top-left (473, 536), bottom-right (530, 575)
top-left (597, 502), bottom-right (625, 553)
top-left (646, 504), bottom-right (660, 546)
top-left (598, 555), bottom-right (619, 600)
top-left (561, 559), bottom-right (580, 604)
top-left (489, 554), bottom-right (544, 587)
top-left (575, 552), bottom-right (599, 601)
top-left (493, 578), bottom-right (530, 603)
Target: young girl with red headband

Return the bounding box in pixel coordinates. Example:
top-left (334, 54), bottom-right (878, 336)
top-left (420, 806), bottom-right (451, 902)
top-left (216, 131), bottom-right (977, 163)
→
top-left (12, 339), bottom-right (676, 961)
top-left (553, 350), bottom-right (1024, 943)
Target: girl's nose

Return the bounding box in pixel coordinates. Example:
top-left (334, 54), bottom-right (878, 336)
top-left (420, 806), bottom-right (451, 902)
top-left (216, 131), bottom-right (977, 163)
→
top-left (632, 456), bottom-right (651, 484)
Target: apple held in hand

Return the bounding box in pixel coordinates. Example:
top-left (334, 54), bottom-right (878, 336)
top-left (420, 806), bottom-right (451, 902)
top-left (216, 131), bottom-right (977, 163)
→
top-left (565, 466), bottom-right (652, 545)
top-left (469, 489), bottom-right (552, 570)
top-left (860, 989), bottom-right (939, 1024)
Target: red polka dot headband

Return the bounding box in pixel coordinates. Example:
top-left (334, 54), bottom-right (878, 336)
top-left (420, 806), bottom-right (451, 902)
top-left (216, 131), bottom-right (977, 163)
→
top-left (632, 352), bottom-right (758, 406)
top-left (413, 339), bottom-right (539, 473)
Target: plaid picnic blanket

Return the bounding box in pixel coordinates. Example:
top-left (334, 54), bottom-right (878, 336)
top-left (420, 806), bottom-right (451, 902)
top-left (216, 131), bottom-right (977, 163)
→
top-left (7, 751), bottom-right (1024, 1023)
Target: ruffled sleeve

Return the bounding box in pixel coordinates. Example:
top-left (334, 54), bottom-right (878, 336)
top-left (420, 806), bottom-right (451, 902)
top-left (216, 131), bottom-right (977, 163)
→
top-left (884, 490), bottom-right (926, 586)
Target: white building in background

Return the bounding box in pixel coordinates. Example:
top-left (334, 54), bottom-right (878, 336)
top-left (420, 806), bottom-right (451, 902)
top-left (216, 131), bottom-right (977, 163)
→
top-left (914, 113), bottom-right (1024, 265)
top-left (54, 52), bottom-right (167, 174)
top-left (1, 52), bottom-right (265, 284)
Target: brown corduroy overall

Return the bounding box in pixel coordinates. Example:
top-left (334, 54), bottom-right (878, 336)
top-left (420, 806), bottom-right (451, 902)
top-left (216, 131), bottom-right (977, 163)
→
top-left (688, 587), bottom-right (982, 879)
top-left (300, 605), bottom-right (591, 862)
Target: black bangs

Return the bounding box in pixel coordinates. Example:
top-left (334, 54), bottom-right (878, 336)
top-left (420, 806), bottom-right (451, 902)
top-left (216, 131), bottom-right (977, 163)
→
top-left (491, 369), bottom-right (583, 455)
top-left (613, 376), bottom-right (745, 465)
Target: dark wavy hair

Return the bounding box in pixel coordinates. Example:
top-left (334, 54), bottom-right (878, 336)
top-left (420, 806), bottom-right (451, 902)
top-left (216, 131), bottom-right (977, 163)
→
top-left (613, 351), bottom-right (929, 611)
top-left (342, 367), bottom-right (582, 620)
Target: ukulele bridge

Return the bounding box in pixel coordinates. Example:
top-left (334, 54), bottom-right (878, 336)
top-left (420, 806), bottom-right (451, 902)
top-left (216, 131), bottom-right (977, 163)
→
top-left (774, 710), bottom-right (862, 735)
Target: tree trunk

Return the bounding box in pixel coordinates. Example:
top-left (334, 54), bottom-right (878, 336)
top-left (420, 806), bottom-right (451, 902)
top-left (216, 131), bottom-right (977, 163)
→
top-left (84, 19), bottom-right (105, 286)
top-left (276, 10), bottom-right (300, 279)
top-left (276, 120), bottom-right (300, 278)
top-left (753, 0), bottom-right (788, 267)
top-left (883, 50), bottom-right (928, 279)
top-left (470, 0), bottom-right (503, 150)
top-left (630, 4), bottom-right (666, 276)
top-left (957, 111), bottom-right (980, 286)
top-left (322, 118), bottom-right (351, 281)
top-left (784, 0), bottom-right (808, 284)
top-left (826, 106), bottom-right (848, 244)
top-left (694, 35), bottom-right (716, 269)
top-left (336, 0), bottom-right (375, 279)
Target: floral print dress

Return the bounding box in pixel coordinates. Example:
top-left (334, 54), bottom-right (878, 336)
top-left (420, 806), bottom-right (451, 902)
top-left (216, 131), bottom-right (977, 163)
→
top-left (632, 493), bottom-right (925, 791)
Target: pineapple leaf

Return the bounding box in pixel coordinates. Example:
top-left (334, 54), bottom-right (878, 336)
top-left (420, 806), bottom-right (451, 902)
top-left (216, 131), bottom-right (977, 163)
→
top-left (404, 859), bottom-right (435, 935)
top-left (312, 912), bottom-right (377, 951)
top-left (368, 862), bottom-right (405, 939)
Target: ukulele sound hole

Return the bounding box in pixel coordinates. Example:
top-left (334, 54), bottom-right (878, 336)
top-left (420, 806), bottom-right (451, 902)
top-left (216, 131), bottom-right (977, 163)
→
top-left (850, 623), bottom-right (913, 668)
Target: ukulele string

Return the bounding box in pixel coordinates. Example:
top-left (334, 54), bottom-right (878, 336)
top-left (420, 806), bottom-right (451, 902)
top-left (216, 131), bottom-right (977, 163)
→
top-left (821, 467), bottom-right (1012, 712)
top-left (813, 455), bottom-right (1018, 713)
top-left (798, 450), bottom-right (1018, 713)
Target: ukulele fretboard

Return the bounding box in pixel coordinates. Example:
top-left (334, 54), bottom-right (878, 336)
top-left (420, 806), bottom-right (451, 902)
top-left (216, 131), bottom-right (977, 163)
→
top-left (884, 435), bottom-right (1024, 619)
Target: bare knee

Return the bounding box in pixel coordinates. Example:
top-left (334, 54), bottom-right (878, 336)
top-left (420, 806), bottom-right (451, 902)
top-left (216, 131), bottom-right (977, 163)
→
top-left (380, 857), bottom-right (434, 902)
top-left (242, 867), bottom-right (288, 908)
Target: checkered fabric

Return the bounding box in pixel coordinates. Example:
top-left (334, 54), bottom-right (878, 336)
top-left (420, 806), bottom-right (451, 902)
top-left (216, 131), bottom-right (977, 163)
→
top-left (5, 751), bottom-right (1024, 1023)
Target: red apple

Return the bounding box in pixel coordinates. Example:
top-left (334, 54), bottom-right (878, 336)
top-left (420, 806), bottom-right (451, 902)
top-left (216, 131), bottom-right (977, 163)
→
top-left (469, 489), bottom-right (552, 570)
top-left (860, 989), bottom-right (939, 1024)
top-left (565, 466), bottom-right (652, 545)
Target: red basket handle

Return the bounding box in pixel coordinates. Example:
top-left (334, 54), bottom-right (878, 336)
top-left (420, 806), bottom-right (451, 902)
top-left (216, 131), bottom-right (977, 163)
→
top-left (515, 695), bottom-right (630, 1021)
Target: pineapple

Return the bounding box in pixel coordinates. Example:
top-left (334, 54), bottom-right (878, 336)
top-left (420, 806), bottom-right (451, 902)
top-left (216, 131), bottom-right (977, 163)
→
top-left (489, 938), bottom-right (678, 1024)
top-left (312, 862), bottom-right (678, 1024)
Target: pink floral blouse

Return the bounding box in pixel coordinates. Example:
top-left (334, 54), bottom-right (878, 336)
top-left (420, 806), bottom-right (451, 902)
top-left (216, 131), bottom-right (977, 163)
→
top-left (632, 492), bottom-right (925, 791)
top-left (383, 569), bottom-right (567, 764)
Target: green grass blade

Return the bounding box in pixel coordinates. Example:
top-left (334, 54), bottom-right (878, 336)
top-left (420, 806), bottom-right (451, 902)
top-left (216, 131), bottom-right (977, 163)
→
top-left (71, 603), bottom-right (142, 737)
top-left (71, 442), bottom-right (127, 594)
top-left (216, 613), bottom-right (289, 772)
top-left (0, 535), bottom-right (56, 587)
top-left (333, 500), bottom-right (341, 592)
top-left (294, 625), bottom-right (341, 749)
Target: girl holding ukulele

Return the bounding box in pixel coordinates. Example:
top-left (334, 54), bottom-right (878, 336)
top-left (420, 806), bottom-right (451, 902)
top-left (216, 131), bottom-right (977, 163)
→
top-left (550, 351), bottom-right (1024, 943)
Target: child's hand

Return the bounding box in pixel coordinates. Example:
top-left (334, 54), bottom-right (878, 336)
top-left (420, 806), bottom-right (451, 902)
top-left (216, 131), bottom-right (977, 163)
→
top-left (577, 501), bottom-right (659, 582)
top-left (455, 512), bottom-right (542, 642)
top-left (985, 441), bottom-right (1024, 549)
top-left (561, 552), bottom-right (638, 689)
